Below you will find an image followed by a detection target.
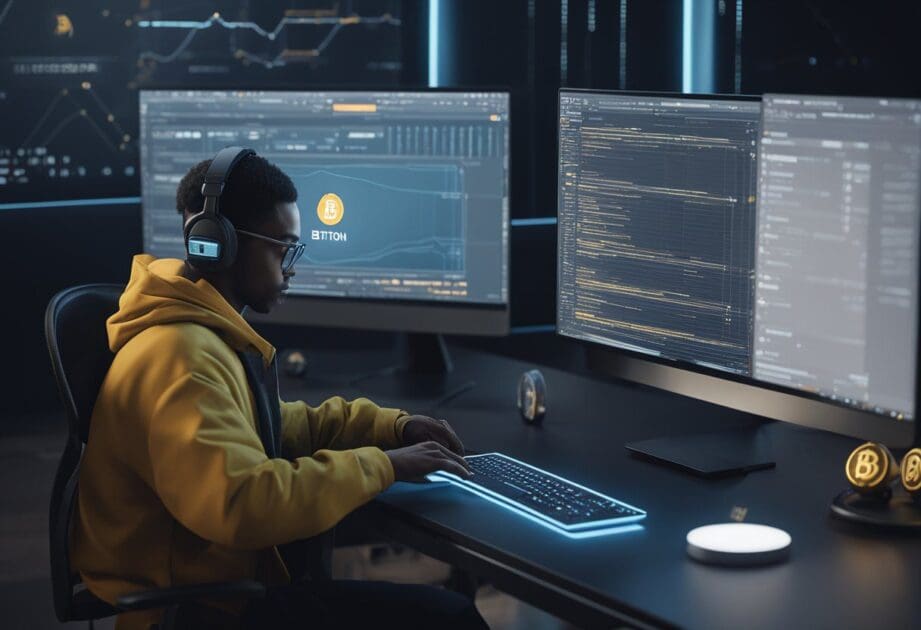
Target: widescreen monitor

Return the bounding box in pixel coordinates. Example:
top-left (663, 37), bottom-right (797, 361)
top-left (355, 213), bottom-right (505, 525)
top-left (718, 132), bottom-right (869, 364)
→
top-left (557, 90), bottom-right (921, 447)
top-left (140, 89), bottom-right (510, 340)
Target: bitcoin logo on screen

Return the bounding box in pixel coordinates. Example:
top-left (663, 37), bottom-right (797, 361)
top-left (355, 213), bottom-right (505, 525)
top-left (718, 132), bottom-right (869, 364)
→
top-left (317, 193), bottom-right (344, 226)
top-left (54, 14), bottom-right (74, 37)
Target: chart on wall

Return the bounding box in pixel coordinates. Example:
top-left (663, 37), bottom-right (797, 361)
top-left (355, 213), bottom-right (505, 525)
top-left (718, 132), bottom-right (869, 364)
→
top-left (0, 1), bottom-right (404, 205)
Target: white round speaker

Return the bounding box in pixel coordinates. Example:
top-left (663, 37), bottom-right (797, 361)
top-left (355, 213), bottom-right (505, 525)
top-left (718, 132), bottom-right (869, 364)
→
top-left (686, 523), bottom-right (791, 566)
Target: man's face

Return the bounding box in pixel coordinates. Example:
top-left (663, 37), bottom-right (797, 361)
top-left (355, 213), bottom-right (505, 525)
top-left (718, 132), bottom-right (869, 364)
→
top-left (234, 201), bottom-right (301, 314)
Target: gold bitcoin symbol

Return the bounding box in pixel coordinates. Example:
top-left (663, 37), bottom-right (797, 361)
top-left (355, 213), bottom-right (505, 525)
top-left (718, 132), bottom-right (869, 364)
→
top-left (55, 14), bottom-right (74, 37)
top-left (846, 443), bottom-right (889, 489)
top-left (854, 450), bottom-right (879, 481)
top-left (902, 449), bottom-right (921, 492)
top-left (316, 193), bottom-right (344, 226)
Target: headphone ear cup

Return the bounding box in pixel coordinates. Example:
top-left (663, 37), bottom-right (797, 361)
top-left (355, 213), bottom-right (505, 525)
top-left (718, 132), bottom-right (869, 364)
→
top-left (216, 214), bottom-right (237, 267)
top-left (185, 213), bottom-right (237, 271)
top-left (184, 146), bottom-right (253, 271)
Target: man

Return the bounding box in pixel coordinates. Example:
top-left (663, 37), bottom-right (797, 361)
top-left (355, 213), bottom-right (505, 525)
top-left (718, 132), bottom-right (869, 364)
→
top-left (72, 150), bottom-right (486, 629)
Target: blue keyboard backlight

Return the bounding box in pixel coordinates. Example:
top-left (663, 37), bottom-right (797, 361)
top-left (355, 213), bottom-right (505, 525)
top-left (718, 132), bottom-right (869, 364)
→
top-left (427, 452), bottom-right (647, 539)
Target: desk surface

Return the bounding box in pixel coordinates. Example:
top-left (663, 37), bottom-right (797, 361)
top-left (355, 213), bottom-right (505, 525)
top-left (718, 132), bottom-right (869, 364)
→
top-left (282, 344), bottom-right (921, 629)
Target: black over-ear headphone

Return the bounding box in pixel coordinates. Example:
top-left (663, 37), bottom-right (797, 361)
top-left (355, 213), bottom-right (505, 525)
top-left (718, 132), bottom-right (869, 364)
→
top-left (183, 146), bottom-right (255, 272)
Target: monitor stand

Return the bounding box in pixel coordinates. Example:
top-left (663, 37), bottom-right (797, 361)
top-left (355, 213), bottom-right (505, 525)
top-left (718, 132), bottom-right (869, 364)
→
top-left (354, 333), bottom-right (476, 406)
top-left (625, 423), bottom-right (776, 478)
top-left (393, 333), bottom-right (470, 401)
top-left (402, 332), bottom-right (453, 375)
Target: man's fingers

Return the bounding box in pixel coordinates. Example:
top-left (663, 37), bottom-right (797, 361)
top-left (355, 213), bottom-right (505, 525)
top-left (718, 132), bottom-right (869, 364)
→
top-left (423, 418), bottom-right (464, 456)
top-left (436, 419), bottom-right (465, 455)
top-left (429, 441), bottom-right (471, 473)
top-left (423, 440), bottom-right (469, 470)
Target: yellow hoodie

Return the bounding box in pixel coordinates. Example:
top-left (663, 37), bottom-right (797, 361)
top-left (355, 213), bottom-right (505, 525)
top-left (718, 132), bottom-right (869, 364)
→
top-left (71, 255), bottom-right (410, 629)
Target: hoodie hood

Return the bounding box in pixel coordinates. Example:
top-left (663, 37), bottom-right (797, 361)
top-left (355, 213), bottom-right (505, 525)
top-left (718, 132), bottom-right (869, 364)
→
top-left (107, 254), bottom-right (275, 365)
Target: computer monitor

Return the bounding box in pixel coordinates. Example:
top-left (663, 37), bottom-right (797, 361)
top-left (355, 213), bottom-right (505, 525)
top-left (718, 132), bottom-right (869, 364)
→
top-left (557, 90), bottom-right (921, 451)
top-left (140, 89), bottom-right (510, 371)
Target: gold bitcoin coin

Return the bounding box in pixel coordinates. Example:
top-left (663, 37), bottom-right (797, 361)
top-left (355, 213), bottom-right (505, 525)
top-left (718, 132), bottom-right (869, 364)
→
top-left (316, 193), bottom-right (344, 226)
top-left (901, 448), bottom-right (921, 494)
top-left (55, 14), bottom-right (74, 37)
top-left (845, 442), bottom-right (896, 492)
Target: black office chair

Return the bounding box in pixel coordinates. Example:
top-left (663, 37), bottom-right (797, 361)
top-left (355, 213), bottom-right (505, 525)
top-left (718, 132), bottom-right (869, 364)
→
top-left (45, 284), bottom-right (266, 629)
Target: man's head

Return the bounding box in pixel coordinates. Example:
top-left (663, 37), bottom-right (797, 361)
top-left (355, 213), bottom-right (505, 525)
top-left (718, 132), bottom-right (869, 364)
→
top-left (176, 153), bottom-right (301, 314)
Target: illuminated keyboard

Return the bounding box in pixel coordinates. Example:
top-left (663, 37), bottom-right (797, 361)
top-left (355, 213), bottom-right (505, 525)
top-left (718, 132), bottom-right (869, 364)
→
top-left (428, 452), bottom-right (646, 537)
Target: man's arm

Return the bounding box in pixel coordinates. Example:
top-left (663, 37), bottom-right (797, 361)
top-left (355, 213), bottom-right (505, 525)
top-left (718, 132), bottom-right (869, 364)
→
top-left (279, 397), bottom-right (412, 459)
top-left (148, 356), bottom-right (396, 551)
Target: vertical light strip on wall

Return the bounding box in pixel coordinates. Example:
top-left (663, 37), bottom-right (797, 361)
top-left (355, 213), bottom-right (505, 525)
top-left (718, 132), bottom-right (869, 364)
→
top-left (588, 0), bottom-right (596, 32)
top-left (734, 0), bottom-right (744, 93)
top-left (683, 0), bottom-right (716, 93)
top-left (560, 0), bottom-right (568, 84)
top-left (619, 0), bottom-right (627, 89)
top-left (527, 0), bottom-right (536, 216)
top-left (428, 0), bottom-right (440, 87)
top-left (682, 0), bottom-right (693, 92)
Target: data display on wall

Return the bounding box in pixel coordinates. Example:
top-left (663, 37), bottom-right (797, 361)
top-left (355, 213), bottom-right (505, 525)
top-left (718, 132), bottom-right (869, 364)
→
top-left (0, 1), bottom-right (403, 205)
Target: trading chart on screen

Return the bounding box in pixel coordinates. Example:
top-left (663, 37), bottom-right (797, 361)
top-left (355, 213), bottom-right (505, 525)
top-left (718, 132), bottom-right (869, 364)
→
top-left (141, 90), bottom-right (510, 304)
top-left (0, 1), bottom-right (403, 205)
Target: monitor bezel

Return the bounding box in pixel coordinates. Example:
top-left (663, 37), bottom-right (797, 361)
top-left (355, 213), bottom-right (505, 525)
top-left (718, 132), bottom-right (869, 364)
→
top-left (556, 88), bottom-right (919, 447)
top-left (139, 86), bottom-right (512, 336)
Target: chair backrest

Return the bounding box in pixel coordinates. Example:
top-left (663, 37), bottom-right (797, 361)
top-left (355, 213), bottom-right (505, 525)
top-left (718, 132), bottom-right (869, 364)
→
top-left (44, 284), bottom-right (123, 622)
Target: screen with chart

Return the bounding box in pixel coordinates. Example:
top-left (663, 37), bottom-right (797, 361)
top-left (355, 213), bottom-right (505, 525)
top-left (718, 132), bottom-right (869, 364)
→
top-left (558, 90), bottom-right (921, 422)
top-left (0, 1), bottom-right (403, 206)
top-left (141, 90), bottom-right (509, 305)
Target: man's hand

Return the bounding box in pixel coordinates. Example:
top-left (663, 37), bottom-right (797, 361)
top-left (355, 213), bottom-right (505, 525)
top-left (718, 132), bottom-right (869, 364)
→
top-left (385, 441), bottom-right (472, 482)
top-left (401, 415), bottom-right (465, 456)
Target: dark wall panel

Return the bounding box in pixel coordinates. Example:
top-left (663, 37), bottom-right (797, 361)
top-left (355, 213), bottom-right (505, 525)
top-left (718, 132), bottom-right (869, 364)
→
top-left (0, 205), bottom-right (142, 414)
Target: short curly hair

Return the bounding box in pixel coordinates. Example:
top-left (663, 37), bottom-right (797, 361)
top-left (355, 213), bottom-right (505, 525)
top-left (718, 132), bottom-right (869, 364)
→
top-left (175, 153), bottom-right (297, 230)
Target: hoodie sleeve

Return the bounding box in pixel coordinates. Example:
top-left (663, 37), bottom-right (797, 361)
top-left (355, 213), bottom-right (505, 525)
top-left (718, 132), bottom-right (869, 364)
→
top-left (279, 398), bottom-right (411, 460)
top-left (146, 345), bottom-right (395, 551)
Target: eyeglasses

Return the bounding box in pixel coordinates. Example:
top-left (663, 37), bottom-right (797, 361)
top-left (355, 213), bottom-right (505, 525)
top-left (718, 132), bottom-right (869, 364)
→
top-left (235, 229), bottom-right (305, 273)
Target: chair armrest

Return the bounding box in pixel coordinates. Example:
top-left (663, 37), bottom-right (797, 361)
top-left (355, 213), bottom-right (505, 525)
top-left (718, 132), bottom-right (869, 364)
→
top-left (115, 579), bottom-right (266, 611)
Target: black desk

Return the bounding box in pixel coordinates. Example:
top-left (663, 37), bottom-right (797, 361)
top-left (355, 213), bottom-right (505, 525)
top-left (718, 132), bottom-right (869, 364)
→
top-left (281, 345), bottom-right (921, 629)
